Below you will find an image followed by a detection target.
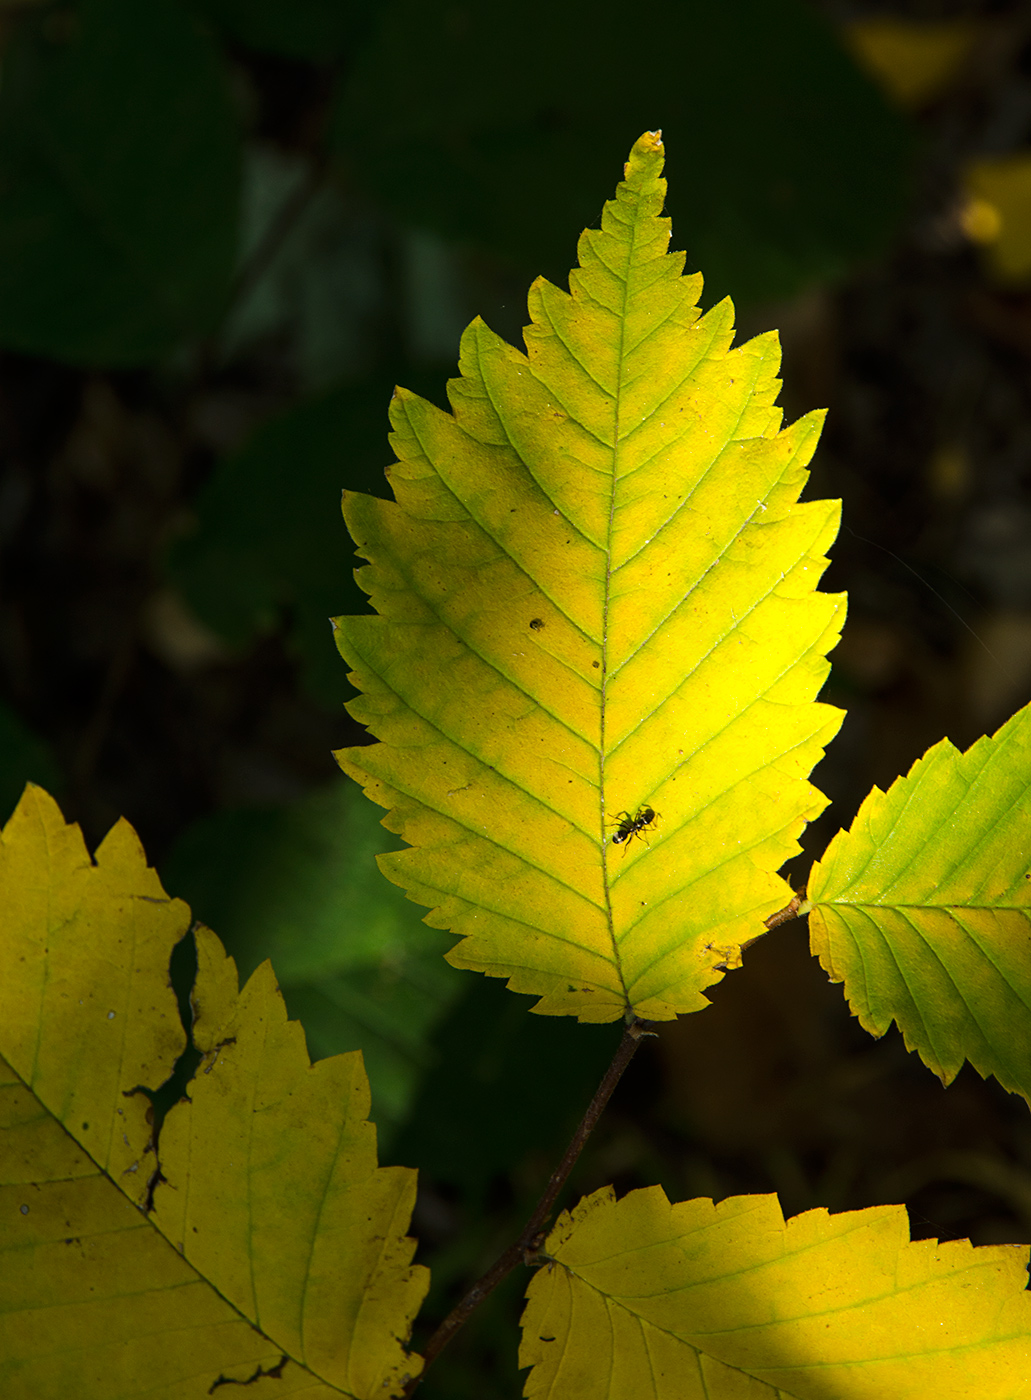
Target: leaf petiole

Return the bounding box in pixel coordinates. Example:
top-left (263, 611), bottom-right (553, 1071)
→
top-left (403, 1016), bottom-right (656, 1394)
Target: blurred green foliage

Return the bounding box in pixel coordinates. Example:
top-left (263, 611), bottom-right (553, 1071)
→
top-left (169, 374), bottom-right (444, 705)
top-left (161, 775), bottom-right (466, 1135)
top-left (0, 0), bottom-right (912, 370)
top-left (0, 706), bottom-right (60, 822)
top-left (396, 977), bottom-right (616, 1199)
top-left (190, 0), bottom-right (363, 61)
top-left (0, 0), bottom-right (239, 363)
top-left (334, 0), bottom-right (912, 304)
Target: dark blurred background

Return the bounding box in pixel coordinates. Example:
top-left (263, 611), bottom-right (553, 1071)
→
top-left (1, 0), bottom-right (1031, 1392)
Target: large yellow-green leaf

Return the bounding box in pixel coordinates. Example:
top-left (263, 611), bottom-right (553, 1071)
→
top-left (806, 701), bottom-right (1031, 1100)
top-left (519, 1186), bottom-right (1031, 1398)
top-left (334, 131), bottom-right (846, 1023)
top-left (0, 785), bottom-right (426, 1398)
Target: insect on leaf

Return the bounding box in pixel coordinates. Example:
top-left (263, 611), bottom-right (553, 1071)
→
top-left (0, 785), bottom-right (426, 1399)
top-left (520, 1186), bottom-right (1031, 1399)
top-left (334, 131), bottom-right (846, 1023)
top-left (807, 700), bottom-right (1031, 1101)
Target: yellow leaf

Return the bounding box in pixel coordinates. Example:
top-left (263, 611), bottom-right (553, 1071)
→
top-left (963, 152), bottom-right (1031, 282)
top-left (334, 131), bottom-right (846, 1023)
top-left (844, 18), bottom-right (978, 109)
top-left (520, 1186), bottom-right (1031, 1398)
top-left (0, 785), bottom-right (426, 1398)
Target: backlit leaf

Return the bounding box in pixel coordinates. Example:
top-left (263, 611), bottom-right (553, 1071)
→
top-left (807, 701), bottom-right (1031, 1100)
top-left (0, 785), bottom-right (426, 1398)
top-left (520, 1187), bottom-right (1031, 1398)
top-left (334, 132), bottom-right (846, 1023)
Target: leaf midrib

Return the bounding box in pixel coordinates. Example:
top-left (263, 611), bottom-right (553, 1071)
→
top-left (599, 188), bottom-right (644, 1013)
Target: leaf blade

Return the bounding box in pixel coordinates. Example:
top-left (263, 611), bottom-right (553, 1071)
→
top-left (0, 786), bottom-right (186, 1205)
top-left (520, 1187), bottom-right (1031, 1399)
top-left (0, 1059), bottom-right (318, 1399)
top-left (807, 701), bottom-right (1031, 1099)
top-left (0, 787), bottom-right (426, 1398)
top-left (335, 133), bottom-right (845, 1021)
top-left (154, 928), bottom-right (426, 1395)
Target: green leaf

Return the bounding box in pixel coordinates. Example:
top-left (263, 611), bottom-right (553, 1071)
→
top-left (169, 377), bottom-right (432, 706)
top-left (334, 132), bottom-right (846, 1022)
top-left (192, 0), bottom-right (363, 61)
top-left (0, 0), bottom-right (240, 364)
top-left (333, 0), bottom-right (912, 304)
top-left (393, 976), bottom-right (616, 1197)
top-left (0, 703), bottom-right (60, 821)
top-left (520, 1186), bottom-right (1031, 1398)
top-left (161, 776), bottom-right (466, 1131)
top-left (807, 702), bottom-right (1031, 1100)
top-left (220, 153), bottom-right (396, 392)
top-left (0, 786), bottom-right (426, 1397)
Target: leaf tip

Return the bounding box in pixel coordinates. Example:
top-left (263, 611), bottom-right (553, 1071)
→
top-left (624, 129), bottom-right (665, 183)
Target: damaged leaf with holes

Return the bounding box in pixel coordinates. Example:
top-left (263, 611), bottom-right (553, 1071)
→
top-left (333, 131), bottom-right (846, 1024)
top-left (0, 784), bottom-right (427, 1398)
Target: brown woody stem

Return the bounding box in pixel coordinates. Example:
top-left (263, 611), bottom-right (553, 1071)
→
top-left (402, 1016), bottom-right (655, 1395)
top-left (764, 890), bottom-right (805, 931)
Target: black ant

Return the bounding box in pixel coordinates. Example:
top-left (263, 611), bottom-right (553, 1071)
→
top-left (609, 806), bottom-right (659, 853)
